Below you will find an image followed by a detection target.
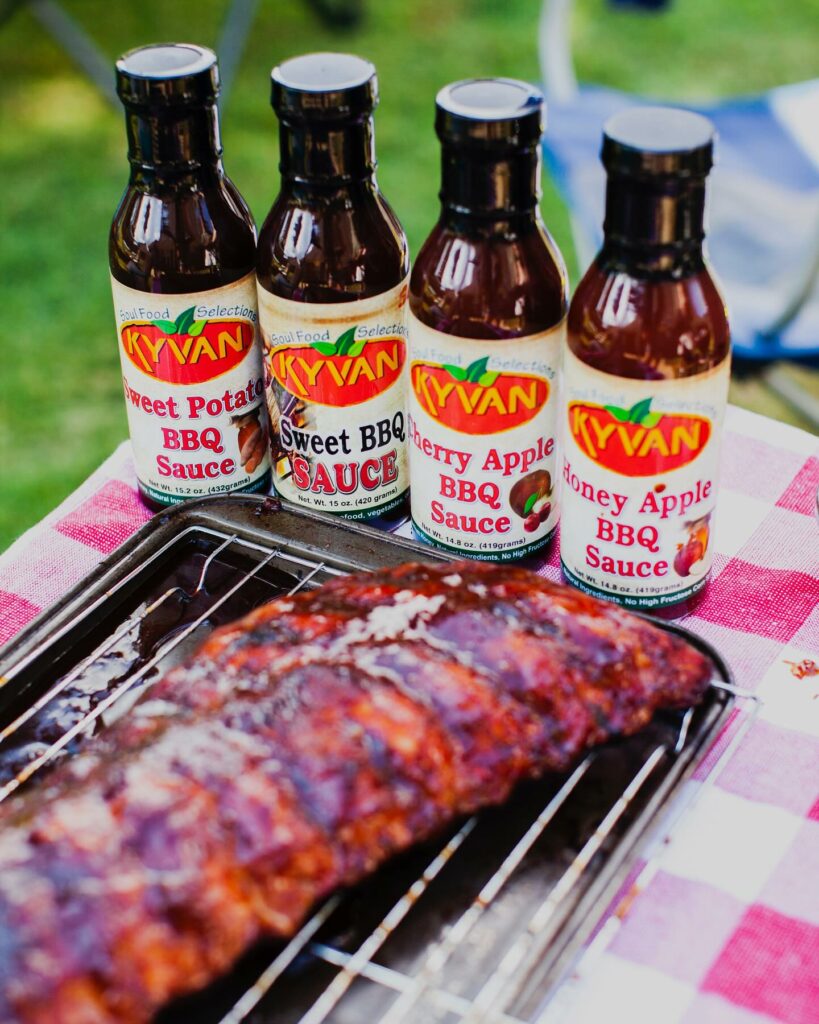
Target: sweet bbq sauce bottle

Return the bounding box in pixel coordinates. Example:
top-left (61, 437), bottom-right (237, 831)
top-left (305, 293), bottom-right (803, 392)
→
top-left (560, 108), bottom-right (731, 616)
top-left (408, 80), bottom-right (567, 560)
top-left (110, 44), bottom-right (270, 510)
top-left (258, 53), bottom-right (410, 525)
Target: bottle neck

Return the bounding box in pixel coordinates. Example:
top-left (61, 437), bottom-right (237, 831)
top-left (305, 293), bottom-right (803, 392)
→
top-left (125, 103), bottom-right (223, 185)
top-left (278, 117), bottom-right (376, 185)
top-left (601, 173), bottom-right (707, 276)
top-left (439, 143), bottom-right (541, 222)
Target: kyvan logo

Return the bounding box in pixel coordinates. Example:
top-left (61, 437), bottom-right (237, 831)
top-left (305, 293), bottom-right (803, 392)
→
top-left (269, 327), bottom-right (404, 407)
top-left (120, 306), bottom-right (253, 386)
top-left (569, 398), bottom-right (711, 475)
top-left (412, 358), bottom-right (549, 435)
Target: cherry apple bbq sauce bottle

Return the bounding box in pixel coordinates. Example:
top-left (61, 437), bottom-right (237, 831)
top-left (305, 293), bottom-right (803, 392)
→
top-left (258, 53), bottom-right (410, 524)
top-left (408, 80), bottom-right (567, 559)
top-left (560, 108), bottom-right (731, 615)
top-left (110, 44), bottom-right (270, 509)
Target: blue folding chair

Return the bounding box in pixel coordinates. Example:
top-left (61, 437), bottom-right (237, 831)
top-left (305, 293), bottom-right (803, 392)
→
top-left (539, 0), bottom-right (819, 423)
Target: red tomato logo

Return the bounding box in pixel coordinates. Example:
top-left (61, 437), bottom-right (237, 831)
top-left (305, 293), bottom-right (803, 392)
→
top-left (269, 326), bottom-right (405, 408)
top-left (411, 357), bottom-right (549, 435)
top-left (120, 306), bottom-right (254, 385)
top-left (569, 398), bottom-right (711, 476)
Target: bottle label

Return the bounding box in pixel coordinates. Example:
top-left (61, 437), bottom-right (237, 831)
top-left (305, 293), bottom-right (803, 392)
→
top-left (111, 272), bottom-right (270, 504)
top-left (258, 278), bottom-right (409, 519)
top-left (407, 311), bottom-right (564, 559)
top-left (560, 347), bottom-right (731, 608)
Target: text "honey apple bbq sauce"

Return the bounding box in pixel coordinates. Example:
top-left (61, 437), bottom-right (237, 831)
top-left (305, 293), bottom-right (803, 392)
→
top-left (110, 44), bottom-right (270, 509)
top-left (408, 80), bottom-right (568, 559)
top-left (258, 53), bottom-right (410, 525)
top-left (560, 108), bottom-right (731, 615)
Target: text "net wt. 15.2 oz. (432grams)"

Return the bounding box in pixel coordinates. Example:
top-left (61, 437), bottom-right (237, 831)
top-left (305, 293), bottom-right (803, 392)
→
top-left (111, 272), bottom-right (271, 505)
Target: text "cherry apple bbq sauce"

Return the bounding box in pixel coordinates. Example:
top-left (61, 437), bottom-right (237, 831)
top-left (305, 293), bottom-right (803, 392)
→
top-left (560, 107), bottom-right (731, 616)
top-left (110, 44), bottom-right (270, 509)
top-left (408, 79), bottom-right (568, 559)
top-left (258, 53), bottom-right (410, 525)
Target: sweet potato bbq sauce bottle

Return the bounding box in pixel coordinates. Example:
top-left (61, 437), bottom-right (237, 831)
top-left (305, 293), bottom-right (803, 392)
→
top-left (110, 44), bottom-right (270, 509)
top-left (560, 108), bottom-right (731, 616)
top-left (408, 80), bottom-right (567, 559)
top-left (258, 53), bottom-right (410, 524)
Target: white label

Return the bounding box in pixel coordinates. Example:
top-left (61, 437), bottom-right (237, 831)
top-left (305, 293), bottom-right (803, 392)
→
top-left (560, 347), bottom-right (731, 608)
top-left (259, 278), bottom-right (409, 520)
top-left (111, 272), bottom-right (270, 504)
top-left (407, 312), bottom-right (564, 559)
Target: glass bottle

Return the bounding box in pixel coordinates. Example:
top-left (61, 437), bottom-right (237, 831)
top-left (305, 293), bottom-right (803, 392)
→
top-left (257, 52), bottom-right (410, 526)
top-left (408, 79), bottom-right (567, 560)
top-left (560, 106), bottom-right (731, 616)
top-left (110, 43), bottom-right (269, 510)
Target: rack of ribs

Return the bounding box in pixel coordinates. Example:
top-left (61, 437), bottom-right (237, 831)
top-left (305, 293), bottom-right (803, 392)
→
top-left (0, 561), bottom-right (711, 1024)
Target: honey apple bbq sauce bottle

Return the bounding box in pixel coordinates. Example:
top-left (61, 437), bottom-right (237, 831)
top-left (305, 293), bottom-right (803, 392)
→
top-left (110, 44), bottom-right (270, 509)
top-left (408, 80), bottom-right (567, 559)
top-left (258, 53), bottom-right (410, 524)
top-left (560, 108), bottom-right (731, 615)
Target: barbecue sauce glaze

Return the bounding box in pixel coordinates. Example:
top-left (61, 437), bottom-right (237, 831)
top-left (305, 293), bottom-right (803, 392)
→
top-left (258, 53), bottom-right (410, 527)
top-left (561, 108), bottom-right (731, 616)
top-left (110, 44), bottom-right (269, 510)
top-left (408, 80), bottom-right (567, 560)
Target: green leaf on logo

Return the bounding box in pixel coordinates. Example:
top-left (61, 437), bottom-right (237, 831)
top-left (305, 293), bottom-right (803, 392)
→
top-left (628, 398), bottom-right (654, 424)
top-left (523, 492), bottom-right (539, 516)
top-left (334, 326), bottom-right (358, 356)
top-left (641, 411), bottom-right (663, 428)
top-left (604, 404), bottom-right (631, 422)
top-left (155, 320), bottom-right (177, 334)
top-left (175, 306), bottom-right (196, 335)
top-left (478, 371), bottom-right (499, 387)
top-left (466, 356), bottom-right (490, 383)
top-left (187, 320), bottom-right (207, 337)
top-left (312, 342), bottom-right (338, 356)
top-left (348, 339), bottom-right (367, 357)
top-left (443, 364), bottom-right (468, 381)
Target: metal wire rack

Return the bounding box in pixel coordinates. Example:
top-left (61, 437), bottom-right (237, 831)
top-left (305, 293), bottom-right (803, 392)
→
top-left (0, 497), bottom-right (755, 1024)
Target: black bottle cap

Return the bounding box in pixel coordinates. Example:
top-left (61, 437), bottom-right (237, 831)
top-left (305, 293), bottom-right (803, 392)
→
top-left (436, 78), bottom-right (544, 148)
top-left (116, 43), bottom-right (219, 108)
top-left (272, 52), bottom-right (378, 123)
top-left (602, 106), bottom-right (714, 178)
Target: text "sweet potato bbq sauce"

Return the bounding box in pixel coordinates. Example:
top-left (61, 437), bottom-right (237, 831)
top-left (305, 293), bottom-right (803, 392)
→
top-left (408, 80), bottom-right (568, 559)
top-left (560, 108), bottom-right (731, 616)
top-left (110, 45), bottom-right (270, 509)
top-left (258, 54), bottom-right (410, 525)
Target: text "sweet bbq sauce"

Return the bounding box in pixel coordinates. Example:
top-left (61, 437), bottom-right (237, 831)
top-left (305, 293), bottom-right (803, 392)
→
top-left (560, 108), bottom-right (731, 616)
top-left (408, 80), bottom-right (568, 559)
top-left (258, 53), bottom-right (410, 525)
top-left (110, 44), bottom-right (270, 509)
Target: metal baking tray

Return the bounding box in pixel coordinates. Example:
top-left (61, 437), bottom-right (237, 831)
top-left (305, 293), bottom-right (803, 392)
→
top-left (0, 495), bottom-right (742, 1024)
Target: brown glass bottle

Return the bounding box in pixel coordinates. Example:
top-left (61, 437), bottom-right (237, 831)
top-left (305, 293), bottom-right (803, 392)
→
top-left (408, 79), bottom-right (567, 561)
top-left (561, 107), bottom-right (731, 617)
top-left (110, 44), bottom-right (269, 510)
top-left (257, 53), bottom-right (410, 527)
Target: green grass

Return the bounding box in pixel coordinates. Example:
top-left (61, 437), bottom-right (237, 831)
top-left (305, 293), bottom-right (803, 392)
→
top-left (1, 0), bottom-right (818, 551)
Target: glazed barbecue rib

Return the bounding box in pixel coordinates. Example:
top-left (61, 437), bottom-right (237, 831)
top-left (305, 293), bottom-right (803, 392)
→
top-left (0, 562), bottom-right (711, 1024)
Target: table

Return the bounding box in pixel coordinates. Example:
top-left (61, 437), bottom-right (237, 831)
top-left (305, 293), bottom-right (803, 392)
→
top-left (0, 404), bottom-right (817, 1024)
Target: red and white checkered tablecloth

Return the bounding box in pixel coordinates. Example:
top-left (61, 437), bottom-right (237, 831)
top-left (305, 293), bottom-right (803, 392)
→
top-left (0, 404), bottom-right (817, 1024)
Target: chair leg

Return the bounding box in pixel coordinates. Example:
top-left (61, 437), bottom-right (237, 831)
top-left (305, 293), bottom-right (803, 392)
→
top-left (760, 362), bottom-right (819, 432)
top-left (216, 0), bottom-right (259, 107)
top-left (540, 0), bottom-right (579, 102)
top-left (28, 0), bottom-right (117, 108)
